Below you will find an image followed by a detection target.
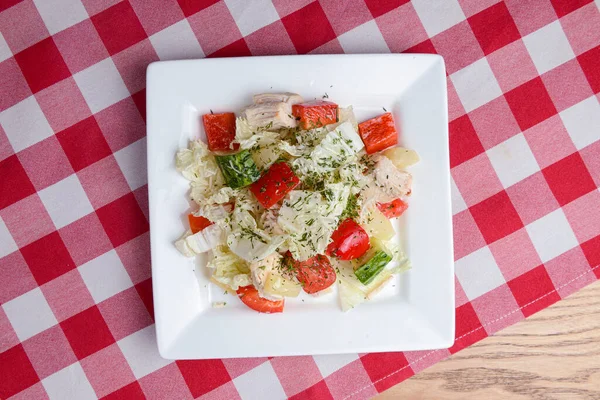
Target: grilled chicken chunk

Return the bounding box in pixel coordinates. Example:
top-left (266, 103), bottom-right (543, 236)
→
top-left (373, 155), bottom-right (412, 199)
top-left (253, 92), bottom-right (303, 105)
top-left (244, 93), bottom-right (304, 130)
top-left (244, 102), bottom-right (297, 130)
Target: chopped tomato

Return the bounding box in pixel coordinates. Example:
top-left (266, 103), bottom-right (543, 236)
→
top-left (290, 254), bottom-right (336, 294)
top-left (250, 162), bottom-right (300, 209)
top-left (358, 113), bottom-right (398, 154)
top-left (188, 214), bottom-right (212, 234)
top-left (326, 218), bottom-right (370, 260)
top-left (377, 199), bottom-right (408, 219)
top-left (292, 101), bottom-right (338, 130)
top-left (202, 112), bottom-right (239, 152)
top-left (236, 285), bottom-right (284, 313)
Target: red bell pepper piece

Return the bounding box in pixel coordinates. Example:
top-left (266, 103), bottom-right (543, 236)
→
top-left (202, 112), bottom-right (239, 152)
top-left (358, 112), bottom-right (398, 154)
top-left (188, 214), bottom-right (213, 234)
top-left (236, 285), bottom-right (284, 313)
top-left (376, 199), bottom-right (408, 219)
top-left (250, 162), bottom-right (300, 209)
top-left (326, 218), bottom-right (370, 260)
top-left (292, 101), bottom-right (338, 130)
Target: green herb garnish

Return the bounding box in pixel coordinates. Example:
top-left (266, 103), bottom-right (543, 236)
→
top-left (341, 194), bottom-right (359, 220)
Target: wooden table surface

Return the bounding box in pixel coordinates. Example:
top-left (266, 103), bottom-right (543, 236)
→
top-left (378, 280), bottom-right (600, 400)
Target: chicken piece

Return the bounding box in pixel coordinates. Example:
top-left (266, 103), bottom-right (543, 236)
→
top-left (244, 102), bottom-right (297, 130)
top-left (373, 155), bottom-right (412, 199)
top-left (360, 177), bottom-right (395, 206)
top-left (253, 92), bottom-right (303, 105)
top-left (248, 253), bottom-right (283, 300)
top-left (259, 206), bottom-right (285, 236)
top-left (258, 207), bottom-right (289, 253)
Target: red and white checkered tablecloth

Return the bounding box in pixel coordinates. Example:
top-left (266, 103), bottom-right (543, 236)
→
top-left (1, 0), bottom-right (599, 398)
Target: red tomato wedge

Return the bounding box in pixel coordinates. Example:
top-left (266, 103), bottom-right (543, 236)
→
top-left (289, 254), bottom-right (336, 294)
top-left (250, 162), bottom-right (300, 209)
top-left (377, 199), bottom-right (408, 219)
top-left (292, 101), bottom-right (338, 130)
top-left (358, 112), bottom-right (398, 154)
top-left (202, 112), bottom-right (239, 152)
top-left (236, 285), bottom-right (284, 313)
top-left (326, 218), bottom-right (370, 260)
top-left (188, 214), bottom-right (212, 234)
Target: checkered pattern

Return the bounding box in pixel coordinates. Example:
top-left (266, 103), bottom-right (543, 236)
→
top-left (1, 0), bottom-right (599, 399)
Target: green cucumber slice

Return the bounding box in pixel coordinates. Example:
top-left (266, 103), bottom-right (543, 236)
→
top-left (215, 150), bottom-right (261, 188)
top-left (354, 251), bottom-right (392, 285)
top-left (353, 238), bottom-right (392, 285)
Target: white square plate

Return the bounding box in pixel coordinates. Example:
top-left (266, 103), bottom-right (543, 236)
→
top-left (146, 54), bottom-right (454, 359)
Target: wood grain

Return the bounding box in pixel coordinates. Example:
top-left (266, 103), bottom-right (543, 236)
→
top-left (378, 279), bottom-right (600, 400)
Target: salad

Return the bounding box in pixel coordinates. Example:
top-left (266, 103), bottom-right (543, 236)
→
top-left (175, 93), bottom-right (419, 313)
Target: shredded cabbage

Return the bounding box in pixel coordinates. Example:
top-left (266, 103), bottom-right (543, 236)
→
top-left (176, 140), bottom-right (223, 203)
top-left (292, 122), bottom-right (363, 176)
top-left (239, 130), bottom-right (281, 150)
top-left (339, 278), bottom-right (366, 312)
top-left (192, 188), bottom-right (242, 229)
top-left (278, 183), bottom-right (350, 261)
top-left (327, 106), bottom-right (359, 132)
top-left (175, 230), bottom-right (195, 257)
top-left (252, 144), bottom-right (283, 169)
top-left (234, 117), bottom-right (254, 142)
top-left (202, 224), bottom-right (225, 249)
top-left (227, 208), bottom-right (288, 262)
top-left (277, 141), bottom-right (307, 157)
top-left (208, 245), bottom-right (252, 291)
top-left (235, 117), bottom-right (282, 150)
top-left (296, 127), bottom-right (329, 146)
top-left (204, 187), bottom-right (239, 204)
